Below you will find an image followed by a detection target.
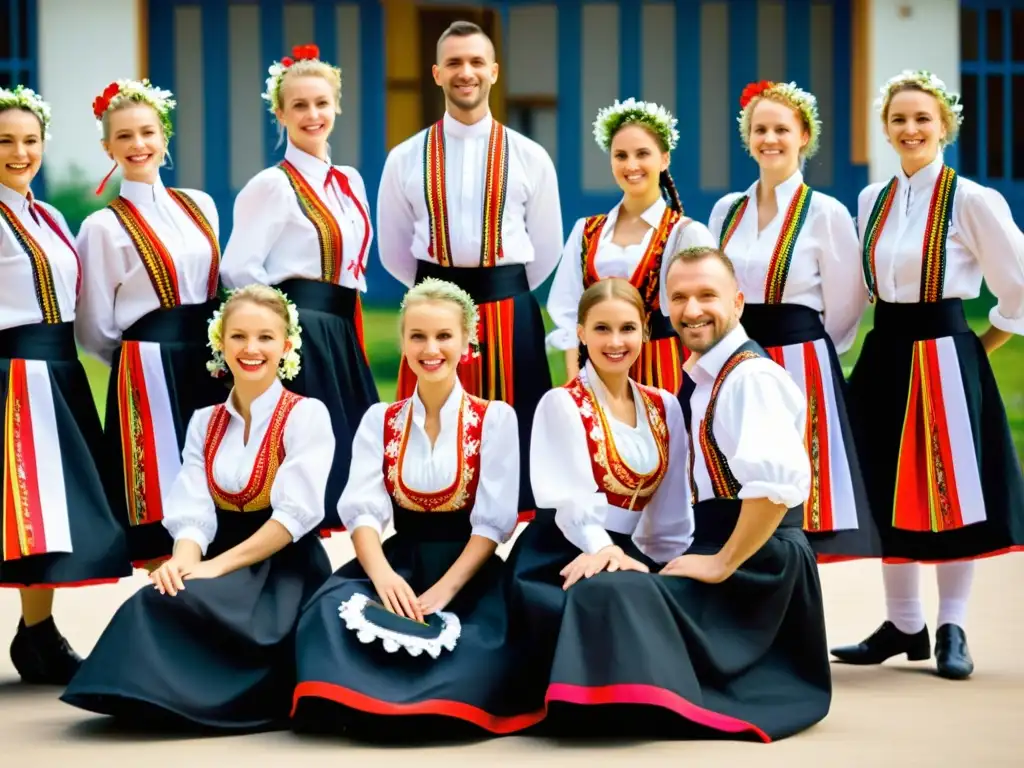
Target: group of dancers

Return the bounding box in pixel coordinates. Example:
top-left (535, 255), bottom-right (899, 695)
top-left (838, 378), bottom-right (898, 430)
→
top-left (1, 18), bottom-right (1023, 743)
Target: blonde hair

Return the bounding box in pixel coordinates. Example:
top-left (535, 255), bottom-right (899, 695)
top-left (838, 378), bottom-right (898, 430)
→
top-left (399, 278), bottom-right (480, 348)
top-left (274, 60), bottom-right (342, 114)
top-left (221, 284), bottom-right (291, 329)
top-left (576, 278), bottom-right (648, 371)
top-left (880, 83), bottom-right (960, 145)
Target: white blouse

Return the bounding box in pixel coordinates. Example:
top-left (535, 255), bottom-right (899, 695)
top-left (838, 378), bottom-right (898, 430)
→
top-left (547, 198), bottom-right (717, 351)
top-left (162, 379), bottom-right (333, 555)
top-left (376, 111), bottom-right (564, 291)
top-left (74, 177), bottom-right (221, 364)
top-left (857, 153), bottom-right (1024, 335)
top-left (0, 184), bottom-right (79, 330)
top-left (340, 380), bottom-right (520, 545)
top-left (708, 170), bottom-right (867, 354)
top-left (687, 325), bottom-right (810, 509)
top-left (530, 362), bottom-right (694, 564)
top-left (221, 140), bottom-right (373, 292)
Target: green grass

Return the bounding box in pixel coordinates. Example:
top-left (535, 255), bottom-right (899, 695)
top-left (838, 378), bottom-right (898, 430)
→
top-left (81, 301), bottom-right (1024, 456)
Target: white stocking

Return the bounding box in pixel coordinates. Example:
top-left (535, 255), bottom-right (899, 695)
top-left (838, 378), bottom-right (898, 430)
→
top-left (936, 561), bottom-right (974, 629)
top-left (882, 562), bottom-right (926, 634)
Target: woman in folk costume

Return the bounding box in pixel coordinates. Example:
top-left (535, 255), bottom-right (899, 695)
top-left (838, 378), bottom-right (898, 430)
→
top-left (292, 278), bottom-right (529, 740)
top-left (0, 87), bottom-right (129, 685)
top-left (546, 100), bottom-right (715, 393)
top-left (377, 21), bottom-right (563, 519)
top-left (831, 71), bottom-right (1024, 680)
top-left (75, 79), bottom-right (225, 568)
top-left (62, 285), bottom-right (334, 729)
top-left (506, 278), bottom-right (691, 728)
top-left (708, 81), bottom-right (879, 562)
top-left (222, 44), bottom-right (378, 537)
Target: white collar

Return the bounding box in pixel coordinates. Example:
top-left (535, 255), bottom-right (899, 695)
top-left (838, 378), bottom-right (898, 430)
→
top-left (743, 169), bottom-right (805, 209)
top-left (442, 110), bottom-right (493, 140)
top-left (602, 196), bottom-right (667, 240)
top-left (284, 139), bottom-right (332, 187)
top-left (225, 379), bottom-right (284, 425)
top-left (410, 378), bottom-right (465, 426)
top-left (897, 151), bottom-right (945, 196)
top-left (119, 176), bottom-right (167, 207)
top-left (690, 324), bottom-right (751, 386)
top-left (0, 183), bottom-right (33, 214)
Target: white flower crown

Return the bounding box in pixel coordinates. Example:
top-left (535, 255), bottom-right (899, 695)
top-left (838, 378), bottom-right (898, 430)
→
top-left (261, 43), bottom-right (338, 116)
top-left (206, 288), bottom-right (303, 381)
top-left (592, 98), bottom-right (679, 152)
top-left (0, 85), bottom-right (52, 140)
top-left (737, 80), bottom-right (822, 158)
top-left (875, 70), bottom-right (964, 128)
top-left (92, 78), bottom-right (176, 139)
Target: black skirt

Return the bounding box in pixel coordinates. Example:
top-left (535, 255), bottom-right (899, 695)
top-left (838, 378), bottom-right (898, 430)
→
top-left (847, 299), bottom-right (1024, 562)
top-left (292, 506), bottom-right (536, 740)
top-left (105, 301), bottom-right (227, 565)
top-left (507, 505), bottom-right (831, 742)
top-left (273, 279), bottom-right (379, 535)
top-left (741, 303), bottom-right (881, 561)
top-left (0, 323), bottom-right (130, 587)
top-left (411, 262), bottom-right (551, 515)
top-left (60, 507), bottom-right (332, 731)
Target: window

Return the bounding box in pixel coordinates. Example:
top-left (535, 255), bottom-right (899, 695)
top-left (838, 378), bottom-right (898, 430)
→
top-left (960, 3), bottom-right (1024, 182)
top-left (0, 0), bottom-right (33, 90)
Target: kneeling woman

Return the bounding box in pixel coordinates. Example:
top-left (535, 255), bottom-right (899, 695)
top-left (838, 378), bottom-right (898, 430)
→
top-left (291, 278), bottom-right (527, 739)
top-left (62, 286), bottom-right (335, 730)
top-left (507, 278), bottom-right (691, 728)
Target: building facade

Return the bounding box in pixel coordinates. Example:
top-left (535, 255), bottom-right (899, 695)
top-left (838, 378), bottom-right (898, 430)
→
top-left (4, 0), bottom-right (1022, 302)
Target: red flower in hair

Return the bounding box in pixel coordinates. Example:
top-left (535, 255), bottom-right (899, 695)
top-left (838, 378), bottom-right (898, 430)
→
top-left (740, 80), bottom-right (775, 109)
top-left (92, 82), bottom-right (121, 118)
top-left (280, 56), bottom-right (294, 68)
top-left (292, 43), bottom-right (320, 61)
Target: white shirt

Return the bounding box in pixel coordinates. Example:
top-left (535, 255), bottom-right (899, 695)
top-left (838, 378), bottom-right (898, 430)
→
top-left (74, 177), bottom-right (221, 364)
top-left (857, 153), bottom-right (1024, 335)
top-left (687, 325), bottom-right (810, 508)
top-left (221, 140), bottom-right (373, 292)
top-left (162, 379), bottom-right (333, 555)
top-left (340, 380), bottom-right (520, 545)
top-left (376, 111), bottom-right (564, 290)
top-left (709, 171), bottom-right (867, 354)
top-left (0, 184), bottom-right (79, 330)
top-left (530, 362), bottom-right (694, 563)
top-left (546, 198), bottom-right (717, 351)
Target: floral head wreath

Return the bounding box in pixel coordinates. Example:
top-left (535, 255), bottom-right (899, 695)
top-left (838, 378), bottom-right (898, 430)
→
top-left (592, 98), bottom-right (679, 152)
top-left (875, 70), bottom-right (963, 144)
top-left (206, 288), bottom-right (303, 381)
top-left (737, 80), bottom-right (822, 158)
top-left (262, 43), bottom-right (339, 115)
top-left (0, 85), bottom-right (52, 140)
top-left (92, 78), bottom-right (176, 140)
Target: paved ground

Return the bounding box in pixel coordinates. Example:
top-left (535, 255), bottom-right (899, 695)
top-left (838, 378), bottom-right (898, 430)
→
top-left (1, 526), bottom-right (1021, 766)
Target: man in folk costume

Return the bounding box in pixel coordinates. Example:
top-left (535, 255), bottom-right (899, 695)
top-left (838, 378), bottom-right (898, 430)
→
top-left (376, 20), bottom-right (563, 517)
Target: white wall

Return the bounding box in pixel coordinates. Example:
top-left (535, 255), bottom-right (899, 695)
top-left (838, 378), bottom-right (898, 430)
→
top-left (867, 0), bottom-right (960, 183)
top-left (37, 0), bottom-right (140, 188)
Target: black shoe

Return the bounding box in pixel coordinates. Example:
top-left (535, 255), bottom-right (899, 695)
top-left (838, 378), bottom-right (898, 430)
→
top-left (9, 617), bottom-right (83, 685)
top-left (830, 621), bottom-right (931, 664)
top-left (934, 624), bottom-right (973, 680)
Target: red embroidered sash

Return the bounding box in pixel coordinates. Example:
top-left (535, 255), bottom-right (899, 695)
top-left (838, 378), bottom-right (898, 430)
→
top-left (564, 376), bottom-right (669, 511)
top-left (688, 347), bottom-right (764, 503)
top-left (3, 360), bottom-right (46, 559)
top-left (203, 390), bottom-right (304, 512)
top-left (862, 166), bottom-right (957, 303)
top-left (718, 185), bottom-right (814, 304)
top-left (107, 190), bottom-right (219, 308)
top-left (0, 201), bottom-right (81, 324)
top-left (423, 119), bottom-right (509, 267)
top-left (382, 393), bottom-right (488, 512)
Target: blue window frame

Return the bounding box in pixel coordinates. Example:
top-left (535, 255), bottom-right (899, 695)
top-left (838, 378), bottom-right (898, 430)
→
top-left (0, 0), bottom-right (43, 193)
top-left (959, 0), bottom-right (1024, 213)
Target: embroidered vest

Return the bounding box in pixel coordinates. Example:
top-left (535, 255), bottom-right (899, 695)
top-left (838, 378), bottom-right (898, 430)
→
top-left (203, 390), bottom-right (304, 512)
top-left (686, 340), bottom-right (768, 503)
top-left (579, 206), bottom-right (687, 313)
top-left (382, 393), bottom-right (489, 512)
top-left (564, 375), bottom-right (669, 511)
